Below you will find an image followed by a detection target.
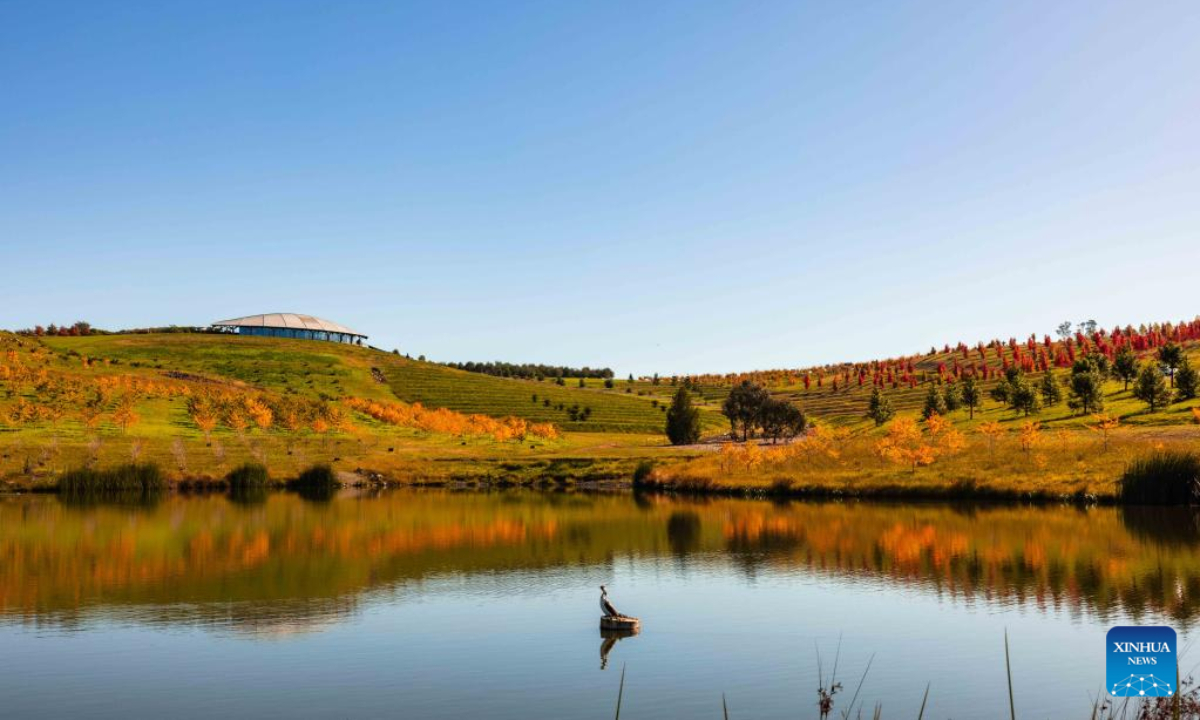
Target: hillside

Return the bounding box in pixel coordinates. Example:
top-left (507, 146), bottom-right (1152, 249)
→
top-left (0, 331), bottom-right (727, 489)
top-left (39, 333), bottom-right (702, 434)
top-left (571, 319), bottom-right (1200, 431)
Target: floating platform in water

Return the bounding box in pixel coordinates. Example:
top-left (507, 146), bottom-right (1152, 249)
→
top-left (600, 615), bottom-right (641, 632)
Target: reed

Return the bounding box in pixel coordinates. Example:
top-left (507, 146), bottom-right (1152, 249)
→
top-left (1120, 451), bottom-right (1200, 505)
top-left (58, 463), bottom-right (165, 494)
top-left (614, 663), bottom-right (625, 720)
top-left (1005, 629), bottom-right (1016, 720)
top-left (225, 462), bottom-right (269, 489)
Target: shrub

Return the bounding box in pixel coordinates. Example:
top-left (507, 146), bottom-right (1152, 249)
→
top-left (1119, 451), bottom-right (1200, 505)
top-left (226, 463), bottom-right (268, 489)
top-left (289, 464), bottom-right (339, 502)
top-left (632, 460), bottom-right (655, 486)
top-left (290, 464), bottom-right (337, 489)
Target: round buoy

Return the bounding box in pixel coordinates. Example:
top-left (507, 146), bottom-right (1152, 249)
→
top-left (600, 615), bottom-right (641, 632)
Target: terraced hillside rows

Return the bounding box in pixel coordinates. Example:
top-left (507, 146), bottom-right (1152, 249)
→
top-left (381, 359), bottom-right (720, 433)
top-left (568, 322), bottom-right (1200, 432)
top-left (42, 333), bottom-right (394, 402)
top-left (42, 333), bottom-right (699, 434)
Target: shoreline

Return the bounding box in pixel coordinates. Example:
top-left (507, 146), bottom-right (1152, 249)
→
top-left (1, 467), bottom-right (1126, 506)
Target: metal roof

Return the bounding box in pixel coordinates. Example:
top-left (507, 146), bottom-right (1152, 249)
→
top-left (212, 313), bottom-right (366, 338)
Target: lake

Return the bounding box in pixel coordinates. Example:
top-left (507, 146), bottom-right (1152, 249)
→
top-left (1, 490), bottom-right (1196, 719)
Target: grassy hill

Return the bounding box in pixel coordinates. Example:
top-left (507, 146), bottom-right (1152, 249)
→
top-left (6, 319), bottom-right (1200, 498)
top-left (574, 333), bottom-right (1200, 432)
top-left (40, 333), bottom-right (707, 434)
top-left (0, 331), bottom-right (722, 488)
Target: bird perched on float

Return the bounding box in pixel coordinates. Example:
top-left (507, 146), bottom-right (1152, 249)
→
top-left (599, 585), bottom-right (621, 618)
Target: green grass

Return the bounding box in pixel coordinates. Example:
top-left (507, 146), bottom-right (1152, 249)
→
top-left (42, 333), bottom-right (703, 434)
top-left (383, 359), bottom-right (724, 433)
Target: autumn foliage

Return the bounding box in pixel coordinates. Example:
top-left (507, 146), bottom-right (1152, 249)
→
top-left (346, 397), bottom-right (557, 442)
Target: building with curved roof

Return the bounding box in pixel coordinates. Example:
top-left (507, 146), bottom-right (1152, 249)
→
top-left (212, 313), bottom-right (367, 345)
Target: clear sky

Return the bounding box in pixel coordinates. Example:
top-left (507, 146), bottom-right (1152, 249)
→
top-left (2, 1), bottom-right (1198, 375)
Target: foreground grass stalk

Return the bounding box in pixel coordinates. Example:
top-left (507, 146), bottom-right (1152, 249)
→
top-left (1006, 629), bottom-right (1016, 720)
top-left (841, 652), bottom-right (875, 720)
top-left (614, 663), bottom-right (625, 720)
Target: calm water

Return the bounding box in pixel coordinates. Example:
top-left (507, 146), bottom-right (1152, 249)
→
top-left (2, 490), bottom-right (1198, 719)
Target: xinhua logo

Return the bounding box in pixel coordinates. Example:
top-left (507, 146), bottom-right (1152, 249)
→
top-left (1107, 626), bottom-right (1177, 697)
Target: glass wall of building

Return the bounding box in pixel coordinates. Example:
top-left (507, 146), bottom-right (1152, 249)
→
top-left (231, 326), bottom-right (362, 345)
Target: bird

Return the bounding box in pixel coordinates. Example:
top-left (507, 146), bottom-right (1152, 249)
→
top-left (600, 585), bottom-right (620, 618)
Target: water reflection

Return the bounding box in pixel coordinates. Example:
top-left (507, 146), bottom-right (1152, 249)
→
top-left (2, 491), bottom-right (1199, 633)
top-left (599, 627), bottom-right (639, 670)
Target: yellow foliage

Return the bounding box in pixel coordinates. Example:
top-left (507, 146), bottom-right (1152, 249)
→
top-left (876, 417), bottom-right (937, 472)
top-left (344, 397), bottom-right (557, 442)
top-left (111, 397), bottom-right (140, 432)
top-left (1018, 421), bottom-right (1041, 454)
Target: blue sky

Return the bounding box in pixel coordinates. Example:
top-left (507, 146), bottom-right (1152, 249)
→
top-left (2, 1), bottom-right (1198, 375)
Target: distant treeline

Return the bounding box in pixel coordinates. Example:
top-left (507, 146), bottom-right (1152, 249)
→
top-left (447, 361), bottom-right (614, 380)
top-left (15, 321), bottom-right (102, 337)
top-left (14, 322), bottom-right (215, 337)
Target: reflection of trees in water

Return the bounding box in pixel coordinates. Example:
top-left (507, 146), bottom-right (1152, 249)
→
top-left (228, 487), bottom-right (269, 506)
top-left (295, 485), bottom-right (337, 503)
top-left (667, 512), bottom-right (702, 556)
top-left (7, 492), bottom-right (1200, 631)
top-left (1121, 506), bottom-right (1200, 547)
top-left (7, 596), bottom-right (361, 636)
top-left (58, 489), bottom-right (164, 510)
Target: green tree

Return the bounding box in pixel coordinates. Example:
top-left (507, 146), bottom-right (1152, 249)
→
top-left (1039, 371), bottom-right (1062, 407)
top-left (1133, 363), bottom-right (1171, 411)
top-left (960, 376), bottom-right (981, 419)
top-left (989, 366), bottom-right (1022, 407)
top-left (1158, 343), bottom-right (1184, 387)
top-left (759, 399), bottom-right (807, 444)
top-left (1011, 379), bottom-right (1041, 417)
top-left (989, 382), bottom-right (1010, 406)
top-left (1112, 345), bottom-right (1138, 391)
top-left (1067, 358), bottom-right (1105, 415)
top-left (721, 381), bottom-right (769, 441)
top-left (665, 387), bottom-right (702, 445)
top-left (865, 387), bottom-right (895, 427)
top-left (922, 384), bottom-right (947, 419)
top-left (1173, 357), bottom-right (1197, 401)
top-left (942, 383), bottom-right (962, 412)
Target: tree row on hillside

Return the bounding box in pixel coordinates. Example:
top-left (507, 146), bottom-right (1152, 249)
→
top-left (446, 360), bottom-right (614, 381)
top-left (878, 341), bottom-right (1198, 420)
top-left (635, 317), bottom-right (1200, 392)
